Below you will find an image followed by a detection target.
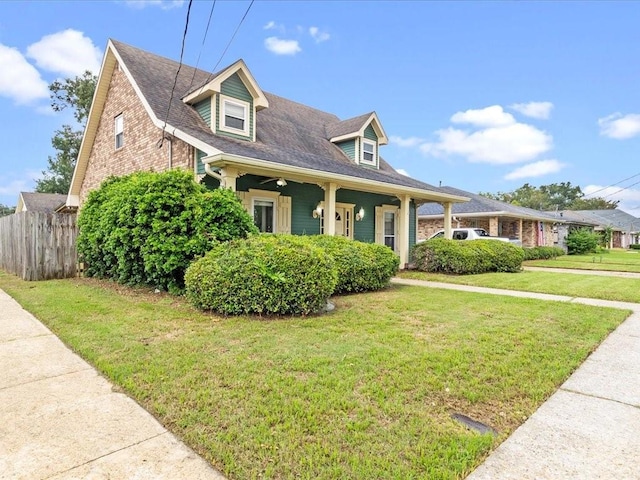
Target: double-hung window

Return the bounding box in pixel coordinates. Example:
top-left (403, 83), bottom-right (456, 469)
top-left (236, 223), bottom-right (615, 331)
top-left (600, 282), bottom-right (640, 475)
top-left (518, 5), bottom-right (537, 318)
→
top-left (114, 114), bottom-right (124, 149)
top-left (361, 139), bottom-right (376, 165)
top-left (221, 97), bottom-right (249, 136)
top-left (253, 198), bottom-right (275, 233)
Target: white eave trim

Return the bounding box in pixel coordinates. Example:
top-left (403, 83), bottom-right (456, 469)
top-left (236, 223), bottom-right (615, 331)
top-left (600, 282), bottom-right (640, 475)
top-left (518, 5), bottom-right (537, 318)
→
top-left (202, 153), bottom-right (469, 203)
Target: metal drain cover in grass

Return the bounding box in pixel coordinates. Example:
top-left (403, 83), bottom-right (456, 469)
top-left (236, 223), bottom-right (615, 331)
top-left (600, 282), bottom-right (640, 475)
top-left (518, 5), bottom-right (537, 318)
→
top-left (451, 413), bottom-right (497, 436)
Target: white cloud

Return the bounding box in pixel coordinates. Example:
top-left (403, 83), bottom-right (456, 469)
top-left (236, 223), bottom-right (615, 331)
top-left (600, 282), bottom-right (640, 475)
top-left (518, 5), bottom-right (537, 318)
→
top-left (27, 29), bottom-right (101, 77)
top-left (451, 105), bottom-right (516, 128)
top-left (309, 26), bottom-right (330, 43)
top-left (0, 44), bottom-right (49, 104)
top-left (390, 135), bottom-right (424, 148)
top-left (504, 159), bottom-right (565, 180)
top-left (598, 113), bottom-right (640, 139)
top-left (264, 21), bottom-right (276, 30)
top-left (420, 122), bottom-right (553, 165)
top-left (509, 101), bottom-right (554, 120)
top-left (395, 168), bottom-right (410, 176)
top-left (124, 0), bottom-right (184, 9)
top-left (264, 37), bottom-right (301, 56)
top-left (583, 184), bottom-right (640, 216)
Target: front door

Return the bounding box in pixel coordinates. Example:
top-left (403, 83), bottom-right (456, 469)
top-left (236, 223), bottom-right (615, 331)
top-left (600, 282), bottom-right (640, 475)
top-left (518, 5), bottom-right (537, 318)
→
top-left (335, 207), bottom-right (345, 236)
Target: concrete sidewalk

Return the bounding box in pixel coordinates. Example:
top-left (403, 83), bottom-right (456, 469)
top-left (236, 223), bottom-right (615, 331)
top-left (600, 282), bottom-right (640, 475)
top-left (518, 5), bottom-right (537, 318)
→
top-left (392, 277), bottom-right (640, 479)
top-left (0, 289), bottom-right (225, 480)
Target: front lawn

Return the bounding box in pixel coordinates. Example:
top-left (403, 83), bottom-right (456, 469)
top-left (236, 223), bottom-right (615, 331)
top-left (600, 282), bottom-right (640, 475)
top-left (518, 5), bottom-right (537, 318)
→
top-left (398, 270), bottom-right (640, 303)
top-left (0, 273), bottom-right (628, 479)
top-left (525, 248), bottom-right (640, 273)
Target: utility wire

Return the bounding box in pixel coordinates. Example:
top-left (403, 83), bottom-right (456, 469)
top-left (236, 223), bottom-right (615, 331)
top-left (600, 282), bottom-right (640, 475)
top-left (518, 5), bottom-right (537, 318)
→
top-left (187, 0), bottom-right (217, 92)
top-left (598, 179), bottom-right (640, 199)
top-left (193, 0), bottom-right (255, 97)
top-left (583, 172), bottom-right (640, 198)
top-left (161, 0), bottom-right (194, 147)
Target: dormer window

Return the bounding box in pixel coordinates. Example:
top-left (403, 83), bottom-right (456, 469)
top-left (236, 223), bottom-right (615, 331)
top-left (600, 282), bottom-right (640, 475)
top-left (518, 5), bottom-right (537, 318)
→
top-left (220, 96), bottom-right (250, 136)
top-left (361, 139), bottom-right (376, 165)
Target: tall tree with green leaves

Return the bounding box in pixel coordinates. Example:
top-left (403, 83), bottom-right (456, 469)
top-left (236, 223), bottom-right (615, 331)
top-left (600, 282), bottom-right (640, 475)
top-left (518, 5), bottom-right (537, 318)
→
top-left (35, 70), bottom-right (97, 194)
top-left (479, 182), bottom-right (619, 211)
top-left (0, 203), bottom-right (14, 217)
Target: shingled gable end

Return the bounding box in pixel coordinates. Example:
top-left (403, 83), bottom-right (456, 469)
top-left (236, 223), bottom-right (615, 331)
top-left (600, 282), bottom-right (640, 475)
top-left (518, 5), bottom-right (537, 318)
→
top-left (66, 39), bottom-right (468, 267)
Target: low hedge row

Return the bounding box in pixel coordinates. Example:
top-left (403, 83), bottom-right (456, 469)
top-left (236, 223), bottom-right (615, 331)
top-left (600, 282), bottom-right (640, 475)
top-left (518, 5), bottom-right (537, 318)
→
top-left (522, 246), bottom-right (566, 260)
top-left (630, 244), bottom-right (640, 250)
top-left (185, 234), bottom-right (400, 316)
top-left (411, 238), bottom-right (524, 274)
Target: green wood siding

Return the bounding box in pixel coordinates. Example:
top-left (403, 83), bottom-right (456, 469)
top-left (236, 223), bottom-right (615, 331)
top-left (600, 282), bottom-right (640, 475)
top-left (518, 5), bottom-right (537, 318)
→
top-left (195, 149), bottom-right (207, 175)
top-left (236, 175), bottom-right (324, 235)
top-left (194, 98), bottom-right (211, 127)
top-left (336, 140), bottom-right (356, 161)
top-left (336, 189), bottom-right (400, 243)
top-left (215, 73), bottom-right (254, 141)
top-left (364, 124), bottom-right (378, 141)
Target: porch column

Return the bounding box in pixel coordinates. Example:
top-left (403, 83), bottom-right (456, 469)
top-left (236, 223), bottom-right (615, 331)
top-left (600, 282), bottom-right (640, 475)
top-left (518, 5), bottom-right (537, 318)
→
top-left (323, 182), bottom-right (337, 236)
top-left (398, 194), bottom-right (411, 268)
top-left (489, 216), bottom-right (499, 236)
top-left (442, 202), bottom-right (453, 239)
top-left (519, 218), bottom-right (523, 242)
top-left (220, 167), bottom-right (239, 192)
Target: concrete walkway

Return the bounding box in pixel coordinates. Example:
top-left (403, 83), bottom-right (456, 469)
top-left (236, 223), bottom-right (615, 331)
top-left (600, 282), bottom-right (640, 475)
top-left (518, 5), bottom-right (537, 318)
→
top-left (392, 277), bottom-right (640, 479)
top-left (524, 265), bottom-right (640, 279)
top-left (0, 289), bottom-right (225, 480)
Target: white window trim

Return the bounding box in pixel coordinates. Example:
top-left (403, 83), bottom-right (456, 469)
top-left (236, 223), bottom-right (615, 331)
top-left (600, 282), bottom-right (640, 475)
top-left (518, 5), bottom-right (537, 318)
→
top-left (114, 114), bottom-right (124, 150)
top-left (252, 197), bottom-right (276, 234)
top-left (247, 189), bottom-right (280, 234)
top-left (361, 138), bottom-right (377, 166)
top-left (219, 95), bottom-right (250, 137)
top-left (318, 202), bottom-right (355, 239)
top-left (376, 204), bottom-right (400, 253)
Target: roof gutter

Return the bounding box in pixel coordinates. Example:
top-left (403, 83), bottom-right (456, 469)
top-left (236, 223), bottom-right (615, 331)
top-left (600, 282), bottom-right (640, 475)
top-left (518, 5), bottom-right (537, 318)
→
top-left (202, 153), bottom-right (469, 203)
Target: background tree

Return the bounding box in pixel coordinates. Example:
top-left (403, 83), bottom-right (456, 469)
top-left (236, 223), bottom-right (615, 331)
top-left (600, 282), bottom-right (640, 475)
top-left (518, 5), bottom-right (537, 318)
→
top-left (0, 203), bottom-right (14, 217)
top-left (479, 182), bottom-right (619, 211)
top-left (35, 70), bottom-right (97, 194)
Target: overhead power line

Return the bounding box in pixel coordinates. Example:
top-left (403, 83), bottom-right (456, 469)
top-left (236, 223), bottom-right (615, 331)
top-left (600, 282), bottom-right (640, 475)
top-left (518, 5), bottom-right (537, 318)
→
top-left (599, 179), bottom-right (640, 199)
top-left (187, 0), bottom-right (217, 92)
top-left (583, 172), bottom-right (640, 198)
top-left (161, 0), bottom-right (194, 147)
top-left (194, 0), bottom-right (255, 98)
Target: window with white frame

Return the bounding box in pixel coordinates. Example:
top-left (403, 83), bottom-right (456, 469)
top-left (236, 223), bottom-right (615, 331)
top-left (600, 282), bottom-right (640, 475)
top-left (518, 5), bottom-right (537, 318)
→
top-left (253, 198), bottom-right (275, 233)
top-left (361, 139), bottom-right (376, 165)
top-left (220, 97), bottom-right (249, 136)
top-left (114, 114), bottom-right (124, 149)
top-left (383, 211), bottom-right (396, 250)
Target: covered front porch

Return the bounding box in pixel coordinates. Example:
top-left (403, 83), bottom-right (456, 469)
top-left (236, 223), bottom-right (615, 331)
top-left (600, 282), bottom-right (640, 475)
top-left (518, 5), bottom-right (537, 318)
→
top-left (201, 155), bottom-right (467, 267)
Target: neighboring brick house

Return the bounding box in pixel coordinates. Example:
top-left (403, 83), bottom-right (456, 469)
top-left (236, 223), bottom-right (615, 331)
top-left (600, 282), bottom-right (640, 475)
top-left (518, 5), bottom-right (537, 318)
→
top-left (554, 209), bottom-right (640, 248)
top-left (66, 40), bottom-right (468, 267)
top-left (417, 186), bottom-right (564, 248)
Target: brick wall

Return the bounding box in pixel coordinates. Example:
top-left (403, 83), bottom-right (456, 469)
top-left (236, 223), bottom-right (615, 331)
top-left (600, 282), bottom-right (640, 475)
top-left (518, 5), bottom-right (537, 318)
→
top-left (79, 64), bottom-right (194, 204)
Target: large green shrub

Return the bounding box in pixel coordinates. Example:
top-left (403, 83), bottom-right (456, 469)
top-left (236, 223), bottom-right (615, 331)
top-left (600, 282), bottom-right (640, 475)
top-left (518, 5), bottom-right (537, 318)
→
top-left (77, 170), bottom-right (257, 293)
top-left (630, 244), bottom-right (640, 250)
top-left (411, 238), bottom-right (524, 274)
top-left (566, 228), bottom-right (599, 255)
top-left (523, 246), bottom-right (566, 260)
top-left (308, 235), bottom-right (399, 293)
top-left (185, 235), bottom-right (337, 315)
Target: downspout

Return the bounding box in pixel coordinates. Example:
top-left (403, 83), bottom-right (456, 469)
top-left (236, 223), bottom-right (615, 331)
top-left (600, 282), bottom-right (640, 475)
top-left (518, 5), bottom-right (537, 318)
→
top-left (204, 162), bottom-right (223, 183)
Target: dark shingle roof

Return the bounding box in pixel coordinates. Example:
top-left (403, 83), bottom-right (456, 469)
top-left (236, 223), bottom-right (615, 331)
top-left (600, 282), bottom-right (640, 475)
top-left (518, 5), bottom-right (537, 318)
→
top-left (417, 186), bottom-right (560, 221)
top-left (326, 112), bottom-right (374, 139)
top-left (112, 40), bottom-right (452, 195)
top-left (19, 192), bottom-right (67, 213)
top-left (558, 209), bottom-right (640, 232)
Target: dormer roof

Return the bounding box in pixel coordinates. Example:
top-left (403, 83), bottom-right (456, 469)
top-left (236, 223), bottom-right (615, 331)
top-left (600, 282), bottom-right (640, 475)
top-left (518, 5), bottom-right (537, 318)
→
top-left (328, 112), bottom-right (388, 145)
top-left (182, 59), bottom-right (268, 110)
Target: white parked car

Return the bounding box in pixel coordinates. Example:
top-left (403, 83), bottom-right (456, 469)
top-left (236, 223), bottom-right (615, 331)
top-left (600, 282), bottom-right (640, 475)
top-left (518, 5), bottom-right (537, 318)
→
top-left (427, 228), bottom-right (522, 246)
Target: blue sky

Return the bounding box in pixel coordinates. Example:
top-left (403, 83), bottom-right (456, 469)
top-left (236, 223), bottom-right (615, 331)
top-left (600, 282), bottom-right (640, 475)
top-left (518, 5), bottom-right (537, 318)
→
top-left (1, 1), bottom-right (640, 216)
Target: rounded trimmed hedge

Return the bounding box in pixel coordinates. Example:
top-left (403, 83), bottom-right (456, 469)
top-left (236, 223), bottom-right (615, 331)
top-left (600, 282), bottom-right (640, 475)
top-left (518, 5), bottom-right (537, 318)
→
top-left (411, 238), bottom-right (524, 274)
top-left (77, 169), bottom-right (257, 293)
top-left (185, 234), bottom-right (337, 316)
top-left (307, 235), bottom-right (399, 293)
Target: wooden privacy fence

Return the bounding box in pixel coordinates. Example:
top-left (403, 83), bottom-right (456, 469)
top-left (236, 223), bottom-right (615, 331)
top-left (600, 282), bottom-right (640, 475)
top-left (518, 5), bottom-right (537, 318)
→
top-left (0, 212), bottom-right (78, 281)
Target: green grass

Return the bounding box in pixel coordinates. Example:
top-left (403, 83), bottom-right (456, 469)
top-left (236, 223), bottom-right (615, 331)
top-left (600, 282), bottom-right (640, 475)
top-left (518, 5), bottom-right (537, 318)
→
top-left (525, 248), bottom-right (640, 273)
top-left (398, 270), bottom-right (640, 303)
top-left (0, 273), bottom-right (629, 479)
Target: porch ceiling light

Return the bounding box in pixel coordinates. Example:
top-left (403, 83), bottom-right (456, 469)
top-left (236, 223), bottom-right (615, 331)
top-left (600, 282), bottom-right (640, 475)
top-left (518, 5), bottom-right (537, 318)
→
top-left (312, 203), bottom-right (323, 218)
top-left (276, 178), bottom-right (287, 187)
top-left (355, 207), bottom-right (365, 221)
